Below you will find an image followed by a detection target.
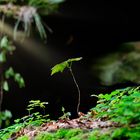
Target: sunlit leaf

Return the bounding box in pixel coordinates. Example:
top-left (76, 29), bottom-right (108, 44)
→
top-left (5, 67), bottom-right (14, 79)
top-left (62, 106), bottom-right (65, 112)
top-left (67, 57), bottom-right (82, 63)
top-left (19, 77), bottom-right (25, 88)
top-left (51, 57), bottom-right (82, 75)
top-left (51, 61), bottom-right (68, 75)
top-left (0, 51), bottom-right (6, 62)
top-left (0, 36), bottom-right (8, 49)
top-left (3, 81), bottom-right (9, 92)
top-left (14, 73), bottom-right (25, 88)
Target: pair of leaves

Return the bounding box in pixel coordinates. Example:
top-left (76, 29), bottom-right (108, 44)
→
top-left (51, 57), bottom-right (82, 75)
top-left (3, 67), bottom-right (25, 92)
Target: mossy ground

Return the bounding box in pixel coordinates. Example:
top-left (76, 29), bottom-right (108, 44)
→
top-left (0, 86), bottom-right (140, 140)
top-left (16, 126), bottom-right (140, 140)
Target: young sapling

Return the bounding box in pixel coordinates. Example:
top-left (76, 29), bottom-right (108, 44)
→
top-left (51, 57), bottom-right (82, 116)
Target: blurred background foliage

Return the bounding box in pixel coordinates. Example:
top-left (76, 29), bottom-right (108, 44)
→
top-left (92, 42), bottom-right (140, 86)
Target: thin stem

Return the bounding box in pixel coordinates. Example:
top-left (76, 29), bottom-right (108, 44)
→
top-left (43, 108), bottom-right (45, 115)
top-left (69, 67), bottom-right (81, 115)
top-left (0, 78), bottom-right (3, 112)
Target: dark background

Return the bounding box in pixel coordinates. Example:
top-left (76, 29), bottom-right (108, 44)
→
top-left (2, 1), bottom-right (140, 120)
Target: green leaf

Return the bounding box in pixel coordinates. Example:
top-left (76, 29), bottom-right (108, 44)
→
top-left (0, 51), bottom-right (6, 62)
top-left (67, 57), bottom-right (82, 63)
top-left (14, 73), bottom-right (25, 88)
top-left (14, 73), bottom-right (20, 81)
top-left (62, 107), bottom-right (65, 112)
top-left (19, 77), bottom-right (25, 88)
top-left (5, 67), bottom-right (15, 79)
top-left (51, 57), bottom-right (82, 75)
top-left (3, 110), bottom-right (12, 118)
top-left (0, 36), bottom-right (8, 49)
top-left (51, 61), bottom-right (68, 75)
top-left (3, 81), bottom-right (9, 92)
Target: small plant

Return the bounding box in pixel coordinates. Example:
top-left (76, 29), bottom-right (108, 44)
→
top-left (24, 100), bottom-right (49, 126)
top-left (14, 112), bottom-right (49, 127)
top-left (59, 106), bottom-right (71, 120)
top-left (26, 100), bottom-right (48, 115)
top-left (51, 57), bottom-right (82, 115)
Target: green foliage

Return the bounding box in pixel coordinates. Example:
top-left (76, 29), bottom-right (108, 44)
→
top-left (65, 129), bottom-right (83, 139)
top-left (1, 86), bottom-right (140, 140)
top-left (33, 86), bottom-right (140, 140)
top-left (0, 111), bottom-right (49, 139)
top-left (35, 132), bottom-right (53, 140)
top-left (91, 87), bottom-right (140, 125)
top-left (0, 36), bottom-right (25, 128)
top-left (92, 43), bottom-right (140, 85)
top-left (27, 100), bottom-right (48, 115)
top-left (51, 57), bottom-right (82, 114)
top-left (0, 36), bottom-right (15, 63)
top-left (33, 13), bottom-right (47, 39)
top-left (26, 0), bottom-right (64, 10)
top-left (0, 123), bottom-right (24, 139)
top-left (0, 36), bottom-right (25, 92)
top-left (55, 129), bottom-right (69, 139)
top-left (14, 112), bottom-right (49, 127)
top-left (59, 107), bottom-right (71, 120)
top-left (4, 67), bottom-right (25, 90)
top-left (14, 100), bottom-right (50, 127)
top-left (0, 0), bottom-right (63, 133)
top-left (35, 129), bottom-right (84, 140)
top-left (14, 73), bottom-right (25, 88)
top-left (0, 110), bottom-right (12, 127)
top-left (87, 126), bottom-right (140, 140)
top-left (3, 81), bottom-right (9, 91)
top-left (0, 0), bottom-right (64, 39)
top-left (51, 57), bottom-right (82, 75)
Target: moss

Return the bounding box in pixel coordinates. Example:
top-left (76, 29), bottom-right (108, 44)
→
top-left (65, 129), bottom-right (83, 139)
top-left (69, 133), bottom-right (89, 140)
top-left (35, 132), bottom-right (54, 140)
top-left (54, 129), bottom-right (69, 139)
top-left (17, 135), bottom-right (29, 140)
top-left (34, 129), bottom-right (84, 140)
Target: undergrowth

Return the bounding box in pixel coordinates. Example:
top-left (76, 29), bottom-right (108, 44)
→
top-left (0, 86), bottom-right (140, 140)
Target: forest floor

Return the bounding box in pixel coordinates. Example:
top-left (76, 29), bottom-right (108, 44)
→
top-left (0, 86), bottom-right (140, 140)
top-left (10, 113), bottom-right (119, 139)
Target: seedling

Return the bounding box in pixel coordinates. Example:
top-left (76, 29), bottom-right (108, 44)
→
top-left (51, 57), bottom-right (82, 115)
top-left (27, 100), bottom-right (48, 115)
top-left (59, 106), bottom-right (71, 120)
top-left (14, 100), bottom-right (49, 127)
